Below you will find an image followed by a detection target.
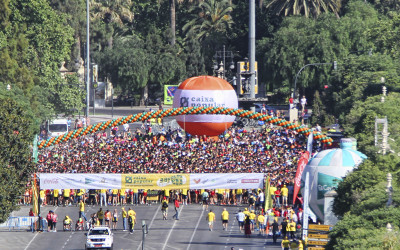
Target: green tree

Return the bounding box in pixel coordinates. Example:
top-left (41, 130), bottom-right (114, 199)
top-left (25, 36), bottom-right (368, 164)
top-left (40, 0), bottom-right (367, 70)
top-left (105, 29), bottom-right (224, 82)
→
top-left (91, 0), bottom-right (134, 49)
top-left (259, 1), bottom-right (379, 98)
top-left (0, 97), bottom-right (35, 222)
top-left (183, 0), bottom-right (234, 43)
top-left (341, 93), bottom-right (400, 155)
top-left (49, 0), bottom-right (87, 71)
top-left (311, 90), bottom-right (334, 126)
top-left (265, 0), bottom-right (342, 18)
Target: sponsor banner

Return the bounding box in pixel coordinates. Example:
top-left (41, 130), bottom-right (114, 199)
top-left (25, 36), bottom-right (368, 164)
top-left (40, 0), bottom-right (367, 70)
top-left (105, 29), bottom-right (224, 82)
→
top-left (121, 174), bottom-right (189, 189)
top-left (293, 151), bottom-right (310, 204)
top-left (164, 85), bottom-right (178, 105)
top-left (39, 173), bottom-right (263, 190)
top-left (190, 173), bottom-right (264, 189)
top-left (264, 176), bottom-right (272, 210)
top-left (39, 174), bottom-right (121, 189)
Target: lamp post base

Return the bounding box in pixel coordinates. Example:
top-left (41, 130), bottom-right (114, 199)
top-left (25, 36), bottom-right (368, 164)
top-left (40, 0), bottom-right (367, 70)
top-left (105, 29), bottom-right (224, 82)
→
top-left (290, 108), bottom-right (298, 123)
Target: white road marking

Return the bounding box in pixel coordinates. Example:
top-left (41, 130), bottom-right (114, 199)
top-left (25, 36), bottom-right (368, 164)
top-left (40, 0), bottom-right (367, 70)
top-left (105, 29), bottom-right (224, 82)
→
top-left (24, 232), bottom-right (39, 250)
top-left (163, 205), bottom-right (184, 250)
top-left (25, 206), bottom-right (61, 250)
top-left (186, 207), bottom-right (205, 250)
top-left (136, 203), bottom-right (161, 250)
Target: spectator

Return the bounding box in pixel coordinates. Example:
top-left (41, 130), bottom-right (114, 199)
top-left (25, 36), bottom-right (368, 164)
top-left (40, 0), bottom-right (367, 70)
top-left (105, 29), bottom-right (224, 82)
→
top-left (300, 96), bottom-right (307, 112)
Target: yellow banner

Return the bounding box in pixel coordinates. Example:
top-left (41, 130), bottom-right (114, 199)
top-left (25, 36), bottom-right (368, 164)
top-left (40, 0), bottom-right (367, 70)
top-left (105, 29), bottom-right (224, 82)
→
top-left (122, 174), bottom-right (190, 189)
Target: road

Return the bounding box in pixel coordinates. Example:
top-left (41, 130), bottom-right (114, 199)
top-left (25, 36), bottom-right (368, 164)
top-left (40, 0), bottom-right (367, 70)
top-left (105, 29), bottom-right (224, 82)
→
top-left (4, 204), bottom-right (282, 250)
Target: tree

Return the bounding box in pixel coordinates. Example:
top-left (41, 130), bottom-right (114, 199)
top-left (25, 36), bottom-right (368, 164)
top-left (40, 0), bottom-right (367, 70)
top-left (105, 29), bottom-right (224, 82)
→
top-left (90, 0), bottom-right (135, 49)
top-left (96, 35), bottom-right (151, 104)
top-left (311, 90), bottom-right (334, 126)
top-left (183, 0), bottom-right (234, 43)
top-left (49, 0), bottom-right (87, 71)
top-left (0, 97), bottom-right (35, 222)
top-left (340, 93), bottom-right (400, 155)
top-left (259, 1), bottom-right (379, 98)
top-left (265, 0), bottom-right (342, 18)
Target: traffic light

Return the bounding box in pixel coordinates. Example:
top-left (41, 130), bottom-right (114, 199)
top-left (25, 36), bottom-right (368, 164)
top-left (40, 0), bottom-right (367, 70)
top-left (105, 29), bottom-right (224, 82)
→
top-left (333, 61), bottom-right (337, 70)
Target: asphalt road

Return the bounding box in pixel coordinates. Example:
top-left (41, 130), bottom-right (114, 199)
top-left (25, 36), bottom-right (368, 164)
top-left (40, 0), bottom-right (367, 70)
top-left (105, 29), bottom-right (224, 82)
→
top-left (5, 204), bottom-right (282, 250)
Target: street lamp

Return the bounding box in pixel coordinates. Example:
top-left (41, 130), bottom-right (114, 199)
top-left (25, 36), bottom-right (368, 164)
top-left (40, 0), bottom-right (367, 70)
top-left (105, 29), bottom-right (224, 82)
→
top-left (85, 0), bottom-right (90, 118)
top-left (290, 61), bottom-right (336, 122)
top-left (6, 84), bottom-right (11, 91)
top-left (213, 45), bottom-right (234, 80)
top-left (292, 62), bottom-right (337, 101)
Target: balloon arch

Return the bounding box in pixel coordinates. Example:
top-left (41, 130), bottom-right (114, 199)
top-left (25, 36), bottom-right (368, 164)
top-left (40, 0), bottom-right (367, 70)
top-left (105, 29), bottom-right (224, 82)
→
top-left (38, 107), bottom-right (333, 149)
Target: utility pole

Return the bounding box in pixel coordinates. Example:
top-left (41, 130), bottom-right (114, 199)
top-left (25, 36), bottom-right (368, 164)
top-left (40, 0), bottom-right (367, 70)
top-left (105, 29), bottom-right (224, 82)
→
top-left (86, 0), bottom-right (90, 118)
top-left (249, 0), bottom-right (256, 100)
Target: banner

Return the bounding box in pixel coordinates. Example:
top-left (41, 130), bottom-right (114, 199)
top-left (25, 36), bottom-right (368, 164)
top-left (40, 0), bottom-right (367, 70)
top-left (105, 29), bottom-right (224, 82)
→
top-left (39, 173), bottom-right (264, 190)
top-left (39, 174), bottom-right (121, 189)
top-left (32, 175), bottom-right (39, 216)
top-left (302, 172), bottom-right (310, 240)
top-left (164, 85), bottom-right (178, 105)
top-left (293, 151), bottom-right (310, 204)
top-left (190, 173), bottom-right (264, 189)
top-left (122, 174), bottom-right (189, 189)
top-left (264, 176), bottom-right (272, 211)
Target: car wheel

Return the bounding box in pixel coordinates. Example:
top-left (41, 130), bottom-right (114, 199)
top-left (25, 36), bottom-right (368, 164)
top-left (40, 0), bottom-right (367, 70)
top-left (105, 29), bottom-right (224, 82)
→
top-left (109, 244), bottom-right (113, 250)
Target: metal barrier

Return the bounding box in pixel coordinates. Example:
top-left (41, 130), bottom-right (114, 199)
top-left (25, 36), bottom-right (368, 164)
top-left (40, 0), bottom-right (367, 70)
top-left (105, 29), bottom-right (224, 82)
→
top-left (0, 216), bottom-right (39, 231)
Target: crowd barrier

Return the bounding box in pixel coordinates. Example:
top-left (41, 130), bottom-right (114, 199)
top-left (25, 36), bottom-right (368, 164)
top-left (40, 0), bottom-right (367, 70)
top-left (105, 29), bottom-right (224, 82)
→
top-left (0, 216), bottom-right (39, 231)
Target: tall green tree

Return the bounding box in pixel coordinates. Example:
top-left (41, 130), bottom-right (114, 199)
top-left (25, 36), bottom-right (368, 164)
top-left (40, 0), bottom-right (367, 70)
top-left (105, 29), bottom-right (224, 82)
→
top-left (259, 1), bottom-right (378, 99)
top-left (265, 0), bottom-right (342, 18)
top-left (0, 97), bottom-right (35, 222)
top-left (183, 0), bottom-right (234, 43)
top-left (49, 0), bottom-right (86, 71)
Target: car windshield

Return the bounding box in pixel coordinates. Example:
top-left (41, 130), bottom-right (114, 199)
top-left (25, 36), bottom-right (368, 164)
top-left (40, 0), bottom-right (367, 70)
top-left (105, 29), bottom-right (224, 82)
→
top-left (49, 124), bottom-right (67, 132)
top-left (89, 229), bottom-right (109, 235)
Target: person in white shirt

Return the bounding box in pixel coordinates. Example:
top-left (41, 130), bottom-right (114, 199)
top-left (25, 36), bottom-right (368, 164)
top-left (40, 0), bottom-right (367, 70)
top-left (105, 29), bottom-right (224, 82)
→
top-left (300, 96), bottom-right (307, 112)
top-left (236, 210), bottom-right (246, 232)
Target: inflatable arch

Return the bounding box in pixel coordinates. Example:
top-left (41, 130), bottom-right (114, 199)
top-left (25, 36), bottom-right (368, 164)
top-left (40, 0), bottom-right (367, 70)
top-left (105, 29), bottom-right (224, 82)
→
top-left (38, 107), bottom-right (333, 149)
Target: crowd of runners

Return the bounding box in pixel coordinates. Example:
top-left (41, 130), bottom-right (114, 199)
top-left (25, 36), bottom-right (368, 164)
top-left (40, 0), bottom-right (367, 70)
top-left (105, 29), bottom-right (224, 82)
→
top-left (25, 122), bottom-right (315, 248)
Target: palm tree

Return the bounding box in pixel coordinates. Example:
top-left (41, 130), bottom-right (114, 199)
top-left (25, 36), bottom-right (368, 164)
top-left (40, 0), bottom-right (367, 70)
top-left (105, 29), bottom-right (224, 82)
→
top-left (265, 0), bottom-right (341, 18)
top-left (183, 0), bottom-right (234, 42)
top-left (159, 0), bottom-right (197, 46)
top-left (90, 0), bottom-right (134, 48)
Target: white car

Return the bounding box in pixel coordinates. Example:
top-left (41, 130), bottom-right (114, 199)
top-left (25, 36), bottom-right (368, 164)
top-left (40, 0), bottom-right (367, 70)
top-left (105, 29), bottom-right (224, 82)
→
top-left (85, 226), bottom-right (114, 250)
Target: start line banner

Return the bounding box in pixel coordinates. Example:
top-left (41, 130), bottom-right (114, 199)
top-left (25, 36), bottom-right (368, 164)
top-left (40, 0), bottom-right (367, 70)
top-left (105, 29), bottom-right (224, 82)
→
top-left (39, 173), bottom-right (264, 190)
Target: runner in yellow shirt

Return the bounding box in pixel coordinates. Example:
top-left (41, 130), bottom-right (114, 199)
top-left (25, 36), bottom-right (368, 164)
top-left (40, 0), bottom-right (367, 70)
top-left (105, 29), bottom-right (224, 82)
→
top-left (221, 208), bottom-right (229, 230)
top-left (182, 189), bottom-right (188, 205)
top-left (236, 189), bottom-right (243, 204)
top-left (243, 207), bottom-right (250, 216)
top-left (120, 189), bottom-right (126, 205)
top-left (207, 209), bottom-right (216, 231)
top-left (63, 189), bottom-right (71, 206)
top-left (79, 200), bottom-right (87, 221)
top-left (257, 213), bottom-right (265, 235)
top-left (122, 207), bottom-right (128, 231)
top-left (249, 210), bottom-right (256, 231)
top-left (53, 189), bottom-right (59, 207)
top-left (281, 185), bottom-right (289, 207)
top-left (112, 189), bottom-right (119, 206)
top-left (40, 190), bottom-right (46, 206)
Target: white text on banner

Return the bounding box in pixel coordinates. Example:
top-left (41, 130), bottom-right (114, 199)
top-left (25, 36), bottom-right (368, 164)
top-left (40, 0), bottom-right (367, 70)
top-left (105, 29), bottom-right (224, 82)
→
top-left (39, 174), bottom-right (121, 189)
top-left (190, 173), bottom-right (264, 189)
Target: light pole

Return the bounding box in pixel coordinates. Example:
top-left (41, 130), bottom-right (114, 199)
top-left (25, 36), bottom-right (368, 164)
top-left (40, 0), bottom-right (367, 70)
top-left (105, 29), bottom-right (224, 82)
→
top-left (6, 84), bottom-right (11, 91)
top-left (85, 0), bottom-right (90, 118)
top-left (292, 62), bottom-right (337, 100)
top-left (290, 62), bottom-right (336, 122)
